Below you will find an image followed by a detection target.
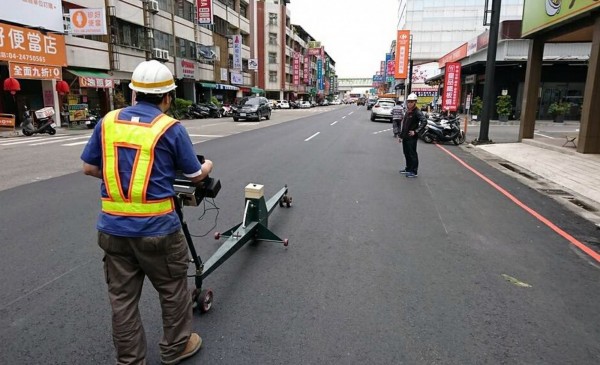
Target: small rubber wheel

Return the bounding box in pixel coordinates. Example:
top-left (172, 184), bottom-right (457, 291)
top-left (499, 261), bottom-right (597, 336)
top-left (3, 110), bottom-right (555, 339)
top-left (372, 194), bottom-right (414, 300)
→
top-left (214, 232), bottom-right (221, 240)
top-left (48, 129), bottom-right (56, 135)
top-left (286, 197), bottom-right (292, 208)
top-left (22, 129), bottom-right (33, 136)
top-left (283, 238), bottom-right (289, 247)
top-left (279, 198), bottom-right (284, 207)
top-left (423, 134), bottom-right (434, 143)
top-left (197, 289), bottom-right (213, 313)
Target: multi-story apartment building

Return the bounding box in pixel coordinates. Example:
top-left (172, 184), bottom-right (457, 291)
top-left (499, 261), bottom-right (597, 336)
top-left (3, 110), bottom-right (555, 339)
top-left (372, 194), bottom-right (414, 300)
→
top-left (251, 0), bottom-right (336, 102)
top-left (397, 0), bottom-right (524, 63)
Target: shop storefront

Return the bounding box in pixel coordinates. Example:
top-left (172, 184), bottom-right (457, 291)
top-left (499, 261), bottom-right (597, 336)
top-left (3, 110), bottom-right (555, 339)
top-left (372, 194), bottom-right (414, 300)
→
top-left (0, 22), bottom-right (67, 127)
top-left (175, 59), bottom-right (199, 102)
top-left (63, 69), bottom-right (114, 125)
top-left (196, 82), bottom-right (240, 105)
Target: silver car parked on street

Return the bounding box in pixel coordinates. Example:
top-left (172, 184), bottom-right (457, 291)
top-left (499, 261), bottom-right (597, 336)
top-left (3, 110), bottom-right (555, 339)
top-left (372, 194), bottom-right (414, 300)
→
top-left (370, 99), bottom-right (396, 122)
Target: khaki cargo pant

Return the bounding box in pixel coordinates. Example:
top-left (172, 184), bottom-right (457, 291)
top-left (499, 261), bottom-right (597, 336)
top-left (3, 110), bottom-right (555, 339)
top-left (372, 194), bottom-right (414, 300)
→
top-left (98, 231), bottom-right (192, 365)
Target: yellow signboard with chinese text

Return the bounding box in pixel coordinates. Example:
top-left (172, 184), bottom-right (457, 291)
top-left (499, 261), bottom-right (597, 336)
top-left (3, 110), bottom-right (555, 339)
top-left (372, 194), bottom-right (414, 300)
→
top-left (0, 23), bottom-right (67, 66)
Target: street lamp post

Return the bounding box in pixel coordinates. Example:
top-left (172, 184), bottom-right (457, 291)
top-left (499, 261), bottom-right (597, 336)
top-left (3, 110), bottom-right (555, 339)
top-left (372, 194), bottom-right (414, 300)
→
top-left (476, 0), bottom-right (502, 144)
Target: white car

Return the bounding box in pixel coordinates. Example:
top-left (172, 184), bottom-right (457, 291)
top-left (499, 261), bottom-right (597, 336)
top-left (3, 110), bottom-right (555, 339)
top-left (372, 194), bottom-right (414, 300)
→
top-left (279, 100), bottom-right (290, 109)
top-left (370, 99), bottom-right (396, 122)
top-left (299, 101), bottom-right (311, 109)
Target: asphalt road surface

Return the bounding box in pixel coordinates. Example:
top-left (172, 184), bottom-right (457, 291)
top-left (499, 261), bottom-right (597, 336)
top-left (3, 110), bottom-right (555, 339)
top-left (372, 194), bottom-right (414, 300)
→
top-left (1, 105), bottom-right (599, 364)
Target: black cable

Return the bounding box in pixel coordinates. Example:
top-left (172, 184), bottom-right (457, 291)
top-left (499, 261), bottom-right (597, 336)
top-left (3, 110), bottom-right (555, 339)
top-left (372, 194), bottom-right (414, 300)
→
top-left (189, 197), bottom-right (219, 238)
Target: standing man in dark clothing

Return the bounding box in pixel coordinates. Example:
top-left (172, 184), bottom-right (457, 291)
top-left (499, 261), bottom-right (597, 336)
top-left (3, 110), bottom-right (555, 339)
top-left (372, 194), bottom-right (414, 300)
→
top-left (398, 93), bottom-right (427, 178)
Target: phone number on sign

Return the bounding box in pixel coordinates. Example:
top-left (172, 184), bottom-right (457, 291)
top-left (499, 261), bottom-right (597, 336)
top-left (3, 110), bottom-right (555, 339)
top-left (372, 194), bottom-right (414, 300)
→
top-left (0, 52), bottom-right (47, 63)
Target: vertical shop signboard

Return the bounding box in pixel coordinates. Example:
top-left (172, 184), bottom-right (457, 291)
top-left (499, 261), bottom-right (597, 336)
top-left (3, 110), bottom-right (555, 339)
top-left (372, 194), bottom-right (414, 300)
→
top-left (196, 0), bottom-right (213, 24)
top-left (293, 52), bottom-right (300, 86)
top-left (303, 54), bottom-right (310, 84)
top-left (442, 62), bottom-right (461, 112)
top-left (316, 58), bottom-right (323, 91)
top-left (395, 30), bottom-right (410, 79)
top-left (232, 34), bottom-right (242, 70)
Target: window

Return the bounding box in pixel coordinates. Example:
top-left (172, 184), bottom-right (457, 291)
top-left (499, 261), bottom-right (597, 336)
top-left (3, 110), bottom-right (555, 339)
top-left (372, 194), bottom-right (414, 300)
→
top-left (269, 33), bottom-right (277, 45)
top-left (269, 13), bottom-right (277, 25)
top-left (269, 71), bottom-right (277, 82)
top-left (268, 52), bottom-right (277, 64)
top-left (117, 20), bottom-right (146, 49)
top-left (213, 16), bottom-right (228, 36)
top-left (240, 3), bottom-right (247, 18)
top-left (157, 0), bottom-right (173, 13)
top-left (154, 29), bottom-right (174, 52)
top-left (176, 37), bottom-right (197, 58)
top-left (176, 0), bottom-right (194, 21)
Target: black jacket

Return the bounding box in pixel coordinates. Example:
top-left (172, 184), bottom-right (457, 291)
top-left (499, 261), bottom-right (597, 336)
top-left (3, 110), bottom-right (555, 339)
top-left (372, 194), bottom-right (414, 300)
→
top-left (399, 108), bottom-right (427, 139)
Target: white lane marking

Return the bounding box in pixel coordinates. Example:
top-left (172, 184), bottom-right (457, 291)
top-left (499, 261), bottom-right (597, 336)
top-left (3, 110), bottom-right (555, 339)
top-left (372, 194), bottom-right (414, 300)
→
top-left (0, 137), bottom-right (45, 145)
top-left (331, 121), bottom-right (338, 126)
top-left (62, 141), bottom-right (90, 146)
top-left (342, 116), bottom-right (346, 119)
top-left (202, 123), bottom-right (222, 127)
top-left (534, 132), bottom-right (555, 139)
top-left (238, 122), bottom-right (259, 126)
top-left (349, 112), bottom-right (354, 115)
top-left (304, 132), bottom-right (320, 141)
top-left (188, 134), bottom-right (224, 137)
top-left (31, 135), bottom-right (91, 146)
top-left (373, 128), bottom-right (393, 135)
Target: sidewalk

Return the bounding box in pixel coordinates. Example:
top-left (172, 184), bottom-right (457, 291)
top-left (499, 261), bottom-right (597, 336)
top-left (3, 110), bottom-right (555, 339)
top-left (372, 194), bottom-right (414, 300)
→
top-left (472, 136), bottom-right (600, 223)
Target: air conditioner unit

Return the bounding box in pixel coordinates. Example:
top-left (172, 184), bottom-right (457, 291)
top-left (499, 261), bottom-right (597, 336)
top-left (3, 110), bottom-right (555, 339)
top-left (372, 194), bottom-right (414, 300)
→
top-left (161, 50), bottom-right (169, 60)
top-left (148, 0), bottom-right (159, 13)
top-left (147, 29), bottom-right (154, 39)
top-left (153, 48), bottom-right (163, 59)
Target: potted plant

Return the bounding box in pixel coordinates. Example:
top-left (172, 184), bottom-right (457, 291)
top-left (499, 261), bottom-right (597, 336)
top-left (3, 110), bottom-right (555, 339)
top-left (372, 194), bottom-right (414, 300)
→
top-left (496, 94), bottom-right (512, 122)
top-left (470, 96), bottom-right (483, 120)
top-left (548, 101), bottom-right (570, 123)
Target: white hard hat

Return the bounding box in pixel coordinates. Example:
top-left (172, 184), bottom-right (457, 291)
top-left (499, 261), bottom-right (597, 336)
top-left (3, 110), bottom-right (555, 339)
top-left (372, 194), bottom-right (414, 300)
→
top-left (129, 60), bottom-right (177, 94)
top-left (406, 93), bottom-right (418, 101)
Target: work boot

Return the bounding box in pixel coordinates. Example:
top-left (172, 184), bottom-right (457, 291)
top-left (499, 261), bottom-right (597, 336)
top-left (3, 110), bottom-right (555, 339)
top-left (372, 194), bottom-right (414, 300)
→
top-left (162, 333), bottom-right (202, 365)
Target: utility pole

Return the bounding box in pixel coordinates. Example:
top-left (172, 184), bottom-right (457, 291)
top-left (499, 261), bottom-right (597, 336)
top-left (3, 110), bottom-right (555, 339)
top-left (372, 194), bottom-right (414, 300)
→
top-left (407, 35), bottom-right (414, 95)
top-left (476, 0), bottom-right (502, 143)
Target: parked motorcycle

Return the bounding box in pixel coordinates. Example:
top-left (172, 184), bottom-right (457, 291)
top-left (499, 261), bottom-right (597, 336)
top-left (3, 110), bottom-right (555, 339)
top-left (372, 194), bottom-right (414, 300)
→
top-left (186, 103), bottom-right (210, 119)
top-left (85, 108), bottom-right (100, 129)
top-left (220, 104), bottom-right (233, 117)
top-left (198, 102), bottom-right (222, 118)
top-left (420, 115), bottom-right (465, 145)
top-left (22, 106), bottom-right (57, 136)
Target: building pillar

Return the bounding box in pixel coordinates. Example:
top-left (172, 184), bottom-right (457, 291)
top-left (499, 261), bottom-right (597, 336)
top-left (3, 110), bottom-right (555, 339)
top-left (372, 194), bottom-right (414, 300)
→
top-left (578, 15), bottom-right (600, 154)
top-left (519, 38), bottom-right (544, 140)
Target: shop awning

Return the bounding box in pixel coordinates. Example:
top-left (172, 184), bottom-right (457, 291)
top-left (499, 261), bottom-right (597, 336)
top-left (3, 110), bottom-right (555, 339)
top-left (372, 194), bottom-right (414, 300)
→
top-left (200, 82), bottom-right (217, 89)
top-left (66, 69), bottom-right (113, 79)
top-left (251, 87), bottom-right (265, 94)
top-left (215, 83), bottom-right (239, 91)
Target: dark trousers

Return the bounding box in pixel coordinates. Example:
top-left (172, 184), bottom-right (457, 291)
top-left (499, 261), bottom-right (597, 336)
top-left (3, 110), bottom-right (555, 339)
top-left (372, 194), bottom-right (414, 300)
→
top-left (98, 231), bottom-right (192, 365)
top-left (402, 137), bottom-right (419, 173)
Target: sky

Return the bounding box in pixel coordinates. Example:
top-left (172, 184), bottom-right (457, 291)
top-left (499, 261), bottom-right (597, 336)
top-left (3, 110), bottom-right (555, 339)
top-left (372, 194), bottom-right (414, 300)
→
top-left (287, 0), bottom-right (399, 79)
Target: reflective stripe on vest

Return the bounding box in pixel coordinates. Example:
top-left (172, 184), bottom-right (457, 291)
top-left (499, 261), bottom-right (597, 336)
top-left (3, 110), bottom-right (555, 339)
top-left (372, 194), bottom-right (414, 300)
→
top-left (101, 110), bottom-right (178, 216)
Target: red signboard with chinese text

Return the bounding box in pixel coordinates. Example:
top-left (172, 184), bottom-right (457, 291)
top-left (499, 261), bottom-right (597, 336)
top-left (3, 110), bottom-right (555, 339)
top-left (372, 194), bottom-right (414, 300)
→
top-left (394, 30), bottom-right (410, 79)
top-left (9, 62), bottom-right (62, 80)
top-left (196, 0), bottom-right (213, 24)
top-left (0, 23), bottom-right (66, 66)
top-left (303, 54), bottom-right (310, 84)
top-left (438, 43), bottom-right (467, 68)
top-left (293, 52), bottom-right (300, 86)
top-left (442, 62), bottom-right (461, 112)
top-left (79, 77), bottom-right (114, 88)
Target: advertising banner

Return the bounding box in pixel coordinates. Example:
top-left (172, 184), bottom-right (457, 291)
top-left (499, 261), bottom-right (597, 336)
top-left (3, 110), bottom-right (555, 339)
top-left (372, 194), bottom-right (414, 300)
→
top-left (231, 71), bottom-right (243, 85)
top-left (522, 0), bottom-right (600, 37)
top-left (69, 8), bottom-right (107, 35)
top-left (79, 77), bottom-right (114, 88)
top-left (248, 58), bottom-right (258, 70)
top-left (293, 52), bottom-right (300, 86)
top-left (316, 58), bottom-right (323, 91)
top-left (176, 59), bottom-right (198, 79)
top-left (442, 62), bottom-right (461, 112)
top-left (9, 62), bottom-right (61, 80)
top-left (0, 23), bottom-right (66, 66)
top-left (303, 54), bottom-right (310, 84)
top-left (394, 30), bottom-right (410, 79)
top-left (307, 48), bottom-right (321, 56)
top-left (196, 0), bottom-right (214, 25)
top-left (438, 43), bottom-right (467, 68)
top-left (1, 0), bottom-right (63, 33)
top-left (232, 34), bottom-right (242, 70)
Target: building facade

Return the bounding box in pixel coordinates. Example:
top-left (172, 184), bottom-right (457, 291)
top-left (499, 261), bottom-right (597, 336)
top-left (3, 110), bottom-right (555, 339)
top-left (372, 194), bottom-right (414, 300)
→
top-left (0, 0), bottom-right (337, 130)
